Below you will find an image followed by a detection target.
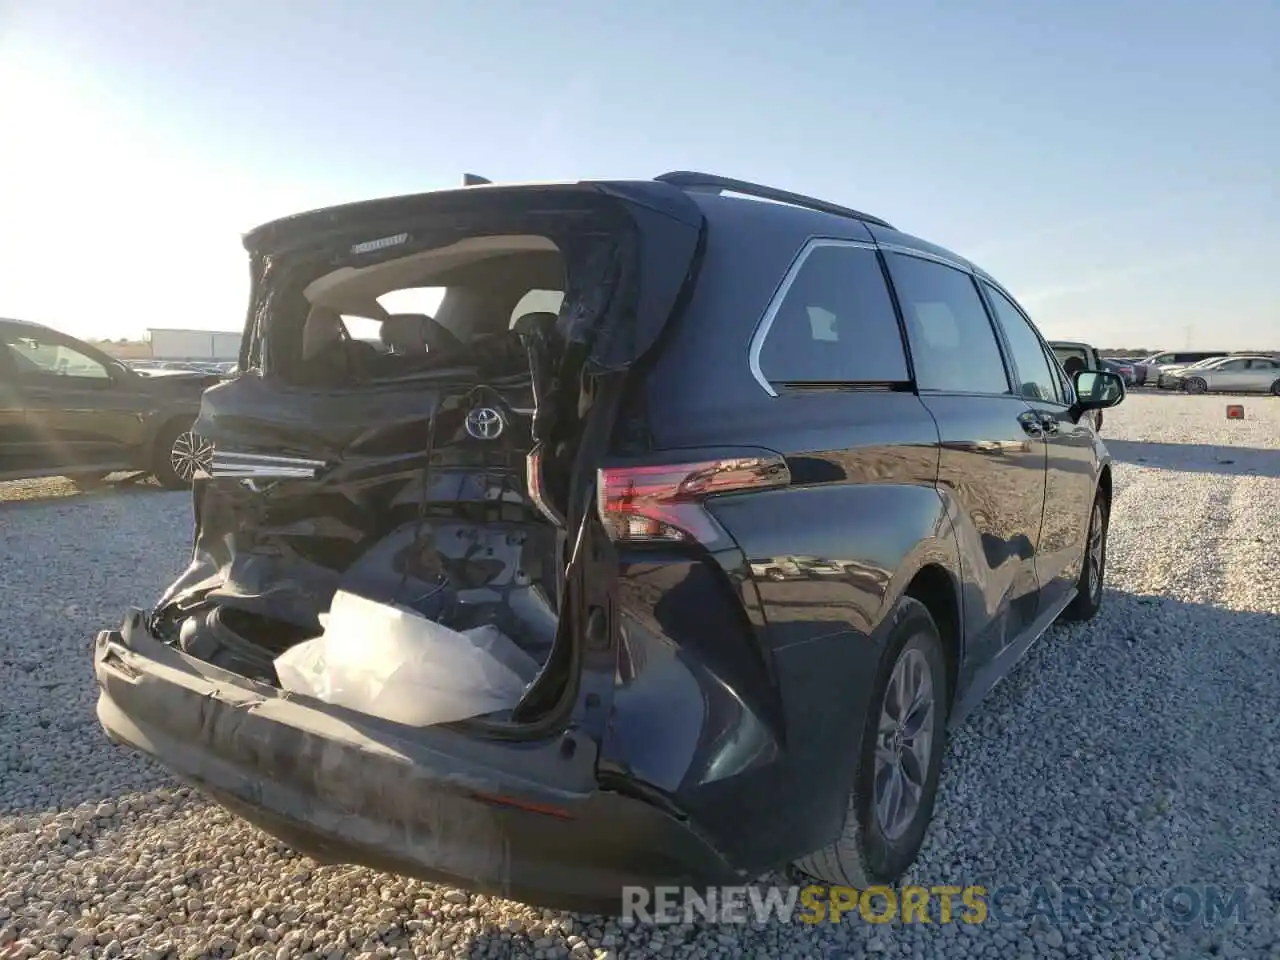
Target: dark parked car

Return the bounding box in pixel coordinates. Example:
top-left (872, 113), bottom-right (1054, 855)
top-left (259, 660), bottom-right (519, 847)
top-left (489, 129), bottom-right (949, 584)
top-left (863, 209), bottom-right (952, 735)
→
top-left (91, 172), bottom-right (1126, 912)
top-left (1100, 357), bottom-right (1141, 386)
top-left (0, 318), bottom-right (217, 488)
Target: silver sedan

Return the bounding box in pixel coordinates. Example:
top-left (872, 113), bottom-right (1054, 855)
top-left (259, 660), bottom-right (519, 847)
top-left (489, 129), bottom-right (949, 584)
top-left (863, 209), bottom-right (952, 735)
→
top-left (1174, 355), bottom-right (1280, 395)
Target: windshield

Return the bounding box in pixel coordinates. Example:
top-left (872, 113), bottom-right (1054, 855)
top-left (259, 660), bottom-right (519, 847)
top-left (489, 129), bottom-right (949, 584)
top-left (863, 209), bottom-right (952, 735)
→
top-left (1181, 356), bottom-right (1228, 371)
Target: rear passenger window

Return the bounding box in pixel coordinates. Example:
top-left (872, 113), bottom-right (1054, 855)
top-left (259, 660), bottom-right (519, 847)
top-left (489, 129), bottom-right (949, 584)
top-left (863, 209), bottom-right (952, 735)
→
top-left (982, 284), bottom-right (1060, 402)
top-left (885, 253), bottom-right (1009, 394)
top-left (756, 243), bottom-right (908, 385)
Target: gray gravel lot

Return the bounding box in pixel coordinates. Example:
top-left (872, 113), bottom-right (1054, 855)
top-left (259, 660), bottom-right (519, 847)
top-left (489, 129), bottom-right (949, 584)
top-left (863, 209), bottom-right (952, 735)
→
top-left (1, 393), bottom-right (1278, 959)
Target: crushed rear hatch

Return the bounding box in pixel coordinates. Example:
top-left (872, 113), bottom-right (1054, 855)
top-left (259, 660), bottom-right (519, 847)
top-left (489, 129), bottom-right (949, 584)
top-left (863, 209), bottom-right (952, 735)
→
top-left (92, 179), bottom-right (722, 909)
top-left (148, 180), bottom-right (703, 726)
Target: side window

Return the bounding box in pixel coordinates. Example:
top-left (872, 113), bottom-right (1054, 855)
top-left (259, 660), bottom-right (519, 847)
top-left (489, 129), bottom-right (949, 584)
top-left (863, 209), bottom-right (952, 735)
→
top-left (884, 253), bottom-right (1009, 394)
top-left (1218, 359), bottom-right (1248, 371)
top-left (981, 284), bottom-right (1059, 403)
top-left (757, 243), bottom-right (909, 385)
top-left (3, 334), bottom-right (110, 380)
top-left (1250, 358), bottom-right (1279, 369)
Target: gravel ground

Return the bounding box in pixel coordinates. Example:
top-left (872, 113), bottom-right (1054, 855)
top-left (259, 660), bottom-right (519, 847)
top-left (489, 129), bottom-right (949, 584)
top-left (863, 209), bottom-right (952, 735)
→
top-left (1, 393), bottom-right (1278, 959)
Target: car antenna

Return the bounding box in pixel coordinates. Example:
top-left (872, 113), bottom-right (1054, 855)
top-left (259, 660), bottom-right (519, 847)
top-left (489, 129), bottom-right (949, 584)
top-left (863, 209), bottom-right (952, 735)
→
top-left (462, 174), bottom-right (493, 186)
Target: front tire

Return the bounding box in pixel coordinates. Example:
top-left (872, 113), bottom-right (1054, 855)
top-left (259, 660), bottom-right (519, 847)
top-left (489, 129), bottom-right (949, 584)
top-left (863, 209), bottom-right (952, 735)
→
top-left (1184, 377), bottom-right (1207, 394)
top-left (794, 596), bottom-right (948, 887)
top-left (152, 420), bottom-right (210, 490)
top-left (1061, 490), bottom-right (1109, 622)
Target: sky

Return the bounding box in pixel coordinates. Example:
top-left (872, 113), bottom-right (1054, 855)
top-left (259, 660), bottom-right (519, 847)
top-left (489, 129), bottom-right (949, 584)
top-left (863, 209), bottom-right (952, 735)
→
top-left (0, 0), bottom-right (1275, 351)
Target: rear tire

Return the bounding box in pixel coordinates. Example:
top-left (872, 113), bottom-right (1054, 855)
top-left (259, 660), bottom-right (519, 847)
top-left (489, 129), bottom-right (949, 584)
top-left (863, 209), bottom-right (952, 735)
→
top-left (1271, 380), bottom-right (1280, 397)
top-left (152, 419), bottom-right (209, 490)
top-left (794, 596), bottom-right (948, 887)
top-left (1061, 489), bottom-right (1109, 622)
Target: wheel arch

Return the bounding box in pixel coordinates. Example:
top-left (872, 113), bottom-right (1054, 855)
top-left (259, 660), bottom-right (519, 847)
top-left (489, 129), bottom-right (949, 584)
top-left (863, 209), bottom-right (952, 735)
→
top-left (1097, 462), bottom-right (1113, 509)
top-left (902, 563), bottom-right (962, 711)
top-left (148, 413), bottom-right (198, 461)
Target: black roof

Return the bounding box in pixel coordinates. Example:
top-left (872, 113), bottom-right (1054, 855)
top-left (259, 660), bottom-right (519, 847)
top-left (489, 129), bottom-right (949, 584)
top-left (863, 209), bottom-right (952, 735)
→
top-left (244, 170), bottom-right (896, 252)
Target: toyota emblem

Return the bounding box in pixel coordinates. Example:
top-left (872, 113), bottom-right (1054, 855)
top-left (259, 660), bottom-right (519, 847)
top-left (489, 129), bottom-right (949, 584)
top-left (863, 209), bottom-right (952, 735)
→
top-left (465, 406), bottom-right (505, 440)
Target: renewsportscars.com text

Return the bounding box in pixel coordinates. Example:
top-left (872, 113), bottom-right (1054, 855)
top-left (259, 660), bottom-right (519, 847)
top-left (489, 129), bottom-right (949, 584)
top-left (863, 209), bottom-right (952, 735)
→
top-left (622, 883), bottom-right (1249, 927)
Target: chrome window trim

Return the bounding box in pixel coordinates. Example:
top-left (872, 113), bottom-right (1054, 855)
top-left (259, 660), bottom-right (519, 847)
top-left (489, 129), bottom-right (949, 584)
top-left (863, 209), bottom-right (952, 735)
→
top-left (746, 238), bottom-right (879, 397)
top-left (877, 242), bottom-right (973, 274)
top-left (978, 278), bottom-right (1075, 406)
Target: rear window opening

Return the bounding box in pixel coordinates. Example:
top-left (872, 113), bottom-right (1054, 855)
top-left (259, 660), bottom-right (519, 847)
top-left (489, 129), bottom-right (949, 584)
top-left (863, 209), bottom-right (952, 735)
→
top-left (266, 234), bottom-right (568, 388)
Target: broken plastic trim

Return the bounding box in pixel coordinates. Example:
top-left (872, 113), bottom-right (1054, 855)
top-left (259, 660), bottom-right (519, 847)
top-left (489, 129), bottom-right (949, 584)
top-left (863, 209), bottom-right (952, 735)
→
top-left (209, 451), bottom-right (326, 480)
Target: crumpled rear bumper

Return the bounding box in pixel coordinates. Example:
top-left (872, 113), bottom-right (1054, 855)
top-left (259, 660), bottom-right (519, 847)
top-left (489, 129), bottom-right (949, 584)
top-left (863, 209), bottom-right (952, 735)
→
top-left (92, 613), bottom-right (738, 914)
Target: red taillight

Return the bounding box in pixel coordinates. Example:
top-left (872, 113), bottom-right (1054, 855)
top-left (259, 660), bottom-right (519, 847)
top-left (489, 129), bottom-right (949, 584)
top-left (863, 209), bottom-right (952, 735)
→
top-left (597, 454), bottom-right (790, 545)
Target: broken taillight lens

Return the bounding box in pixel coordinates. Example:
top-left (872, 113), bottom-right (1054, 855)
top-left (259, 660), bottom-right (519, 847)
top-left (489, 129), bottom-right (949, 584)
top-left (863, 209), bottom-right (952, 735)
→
top-left (597, 453), bottom-right (790, 545)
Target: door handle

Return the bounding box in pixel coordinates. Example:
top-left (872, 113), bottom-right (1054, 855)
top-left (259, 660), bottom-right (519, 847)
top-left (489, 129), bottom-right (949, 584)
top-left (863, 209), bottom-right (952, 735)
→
top-left (1017, 412), bottom-right (1043, 437)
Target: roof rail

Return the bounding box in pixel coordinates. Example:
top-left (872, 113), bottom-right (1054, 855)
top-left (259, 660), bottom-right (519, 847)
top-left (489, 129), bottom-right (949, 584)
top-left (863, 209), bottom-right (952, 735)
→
top-left (654, 170), bottom-right (894, 229)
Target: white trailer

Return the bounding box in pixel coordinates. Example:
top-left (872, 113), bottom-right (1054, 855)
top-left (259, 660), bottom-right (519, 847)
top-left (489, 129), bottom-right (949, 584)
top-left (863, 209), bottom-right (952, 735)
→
top-left (148, 328), bottom-right (241, 360)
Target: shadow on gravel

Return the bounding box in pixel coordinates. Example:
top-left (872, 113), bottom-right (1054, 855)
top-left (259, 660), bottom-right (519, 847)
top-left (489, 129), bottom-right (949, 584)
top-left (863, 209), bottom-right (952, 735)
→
top-left (5, 591), bottom-right (1276, 956)
top-left (1106, 440), bottom-right (1280, 478)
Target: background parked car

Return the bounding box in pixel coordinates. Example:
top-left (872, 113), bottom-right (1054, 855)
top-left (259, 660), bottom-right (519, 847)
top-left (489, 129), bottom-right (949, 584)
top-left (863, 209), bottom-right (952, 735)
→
top-left (1139, 350), bottom-right (1228, 385)
top-left (1172, 355), bottom-right (1280, 395)
top-left (1101, 357), bottom-right (1143, 386)
top-left (1156, 354), bottom-right (1237, 389)
top-left (0, 317), bottom-right (218, 488)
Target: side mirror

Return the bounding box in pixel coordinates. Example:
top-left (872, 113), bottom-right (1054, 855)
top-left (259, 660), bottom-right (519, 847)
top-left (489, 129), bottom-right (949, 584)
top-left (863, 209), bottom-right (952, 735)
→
top-left (1074, 370), bottom-right (1125, 411)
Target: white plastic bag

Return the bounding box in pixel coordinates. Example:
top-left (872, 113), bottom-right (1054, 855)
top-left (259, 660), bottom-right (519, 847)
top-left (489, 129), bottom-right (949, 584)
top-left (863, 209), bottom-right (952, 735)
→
top-left (274, 590), bottom-right (539, 726)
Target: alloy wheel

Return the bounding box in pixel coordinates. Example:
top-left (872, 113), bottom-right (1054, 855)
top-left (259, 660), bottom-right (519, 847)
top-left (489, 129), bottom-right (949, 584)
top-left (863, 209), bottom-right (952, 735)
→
top-left (170, 431), bottom-right (214, 483)
top-left (873, 646), bottom-right (935, 841)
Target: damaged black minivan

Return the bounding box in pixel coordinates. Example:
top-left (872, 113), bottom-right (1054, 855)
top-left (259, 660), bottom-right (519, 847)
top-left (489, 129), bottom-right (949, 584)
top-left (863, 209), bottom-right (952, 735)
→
top-left (93, 172), bottom-right (1125, 912)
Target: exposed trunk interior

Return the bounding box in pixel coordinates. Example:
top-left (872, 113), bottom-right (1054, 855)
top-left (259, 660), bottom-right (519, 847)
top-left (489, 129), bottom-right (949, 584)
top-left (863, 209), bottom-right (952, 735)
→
top-left (150, 225), bottom-right (594, 727)
top-left (145, 183), bottom-right (704, 731)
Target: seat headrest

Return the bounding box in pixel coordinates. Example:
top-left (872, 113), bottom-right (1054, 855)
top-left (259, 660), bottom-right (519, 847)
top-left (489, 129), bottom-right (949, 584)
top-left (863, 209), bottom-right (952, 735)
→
top-left (380, 314), bottom-right (431, 354)
top-left (511, 311), bottom-right (559, 338)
